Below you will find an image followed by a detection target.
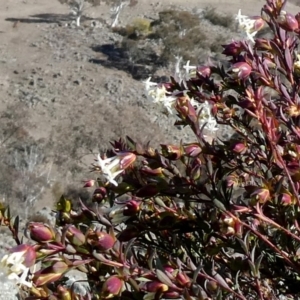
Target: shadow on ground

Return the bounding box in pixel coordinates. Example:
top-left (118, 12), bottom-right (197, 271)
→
top-left (5, 13), bottom-right (93, 24)
top-left (89, 43), bottom-right (161, 80)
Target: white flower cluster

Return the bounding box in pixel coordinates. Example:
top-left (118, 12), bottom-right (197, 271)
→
top-left (190, 98), bottom-right (218, 132)
top-left (235, 9), bottom-right (259, 43)
top-left (0, 251), bottom-right (32, 288)
top-left (144, 77), bottom-right (177, 115)
top-left (96, 154), bottom-right (123, 187)
top-left (143, 72), bottom-right (218, 133)
top-left (174, 57), bottom-right (197, 83)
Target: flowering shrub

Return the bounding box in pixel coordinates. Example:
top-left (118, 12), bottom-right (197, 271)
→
top-left (5, 0), bottom-right (300, 299)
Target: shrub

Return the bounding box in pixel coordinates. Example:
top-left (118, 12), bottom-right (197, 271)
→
top-left (5, 0), bottom-right (300, 299)
top-left (202, 7), bottom-right (234, 28)
top-left (124, 18), bottom-right (152, 39)
top-left (116, 9), bottom-right (234, 69)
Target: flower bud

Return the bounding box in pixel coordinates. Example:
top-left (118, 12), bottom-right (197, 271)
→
top-left (184, 143), bottom-right (201, 157)
top-left (164, 265), bottom-right (175, 274)
top-left (252, 17), bottom-right (264, 32)
top-left (92, 187), bottom-right (107, 203)
top-left (95, 152), bottom-right (136, 186)
top-left (161, 144), bottom-right (182, 160)
top-left (232, 142), bottom-right (247, 154)
top-left (222, 41), bottom-right (245, 56)
top-left (255, 38), bottom-right (272, 51)
top-left (123, 200), bottom-right (140, 216)
top-left (83, 179), bottom-right (95, 188)
top-left (87, 229), bottom-right (115, 251)
top-left (163, 291), bottom-right (182, 298)
top-left (27, 222), bottom-right (56, 243)
top-left (101, 276), bottom-right (124, 299)
top-left (176, 272), bottom-right (191, 287)
top-left (141, 281), bottom-right (169, 293)
top-left (231, 62), bottom-right (252, 80)
top-left (66, 225), bottom-right (86, 246)
top-left (118, 152), bottom-right (136, 169)
top-left (197, 65), bottom-right (211, 77)
top-left (251, 188), bottom-right (270, 204)
top-left (278, 11), bottom-right (299, 31)
top-left (34, 261), bottom-right (69, 286)
top-left (279, 193), bottom-right (295, 206)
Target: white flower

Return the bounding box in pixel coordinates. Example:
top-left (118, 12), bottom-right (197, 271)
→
top-left (0, 251), bottom-right (32, 288)
top-left (183, 60), bottom-right (197, 78)
top-left (96, 152), bottom-right (136, 187)
top-left (143, 77), bottom-right (158, 91)
top-left (190, 98), bottom-right (218, 132)
top-left (145, 82), bottom-right (177, 115)
top-left (235, 9), bottom-right (258, 43)
top-left (96, 154), bottom-right (124, 187)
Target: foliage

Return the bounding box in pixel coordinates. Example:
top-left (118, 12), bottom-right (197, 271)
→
top-left (202, 7), bottom-right (234, 28)
top-left (114, 9), bottom-right (233, 73)
top-left (4, 0), bottom-right (300, 299)
top-left (119, 18), bottom-right (153, 39)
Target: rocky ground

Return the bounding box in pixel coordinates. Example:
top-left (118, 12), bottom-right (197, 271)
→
top-left (1, 0), bottom-right (300, 299)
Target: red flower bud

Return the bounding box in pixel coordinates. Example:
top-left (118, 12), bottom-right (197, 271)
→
top-left (66, 225), bottom-right (86, 246)
top-left (222, 41), bottom-right (245, 56)
top-left (184, 143), bottom-right (201, 157)
top-left (232, 142), bottom-right (247, 154)
top-left (87, 230), bottom-right (115, 251)
top-left (251, 188), bottom-right (270, 204)
top-left (123, 200), bottom-right (140, 216)
top-left (92, 187), bottom-right (107, 203)
top-left (118, 152), bottom-right (137, 169)
top-left (101, 276), bottom-right (124, 299)
top-left (255, 38), bottom-right (272, 51)
top-left (280, 193), bottom-right (295, 206)
top-left (28, 222), bottom-right (56, 243)
top-left (231, 62), bottom-right (252, 80)
top-left (278, 11), bottom-right (299, 31)
top-left (83, 179), bottom-right (95, 188)
top-left (197, 65), bottom-right (211, 77)
top-left (163, 290), bottom-right (181, 298)
top-left (176, 272), bottom-right (191, 287)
